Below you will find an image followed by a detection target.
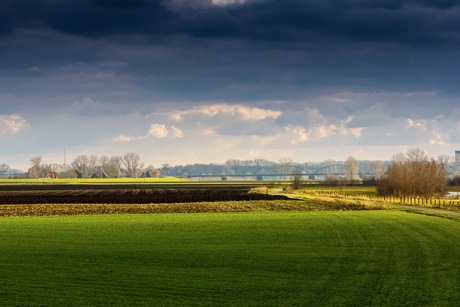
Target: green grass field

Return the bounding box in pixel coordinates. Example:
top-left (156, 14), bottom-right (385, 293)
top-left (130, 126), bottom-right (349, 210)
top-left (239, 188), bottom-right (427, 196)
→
top-left (1, 210), bottom-right (460, 306)
top-left (0, 177), bottom-right (185, 184)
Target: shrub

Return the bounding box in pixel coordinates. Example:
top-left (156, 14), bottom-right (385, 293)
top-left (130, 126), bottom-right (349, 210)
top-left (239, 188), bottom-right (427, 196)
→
top-left (290, 171), bottom-right (303, 189)
top-left (448, 176), bottom-right (460, 186)
top-left (377, 149), bottom-right (447, 198)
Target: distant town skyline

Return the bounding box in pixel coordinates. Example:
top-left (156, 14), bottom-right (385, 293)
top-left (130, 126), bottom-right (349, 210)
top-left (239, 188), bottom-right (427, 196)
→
top-left (1, 0), bottom-right (460, 170)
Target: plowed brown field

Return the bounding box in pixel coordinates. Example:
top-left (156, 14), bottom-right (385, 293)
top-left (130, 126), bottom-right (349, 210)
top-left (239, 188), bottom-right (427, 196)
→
top-left (0, 184), bottom-right (288, 205)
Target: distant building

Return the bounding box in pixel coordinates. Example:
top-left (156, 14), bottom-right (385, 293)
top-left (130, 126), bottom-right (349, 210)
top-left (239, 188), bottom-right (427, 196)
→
top-left (0, 170), bottom-right (23, 178)
top-left (456, 150), bottom-right (460, 167)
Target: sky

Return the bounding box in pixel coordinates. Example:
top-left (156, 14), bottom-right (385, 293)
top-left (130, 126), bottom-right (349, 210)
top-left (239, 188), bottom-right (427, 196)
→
top-left (1, 0), bottom-right (460, 171)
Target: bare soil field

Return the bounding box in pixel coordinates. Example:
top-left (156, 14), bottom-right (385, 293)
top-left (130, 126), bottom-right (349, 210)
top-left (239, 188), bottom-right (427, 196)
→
top-left (0, 184), bottom-right (288, 205)
top-left (0, 184), bottom-right (386, 216)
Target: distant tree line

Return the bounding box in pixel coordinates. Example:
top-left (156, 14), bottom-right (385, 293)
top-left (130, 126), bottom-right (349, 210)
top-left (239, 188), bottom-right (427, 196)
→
top-left (27, 153), bottom-right (159, 179)
top-left (160, 159), bottom-right (279, 177)
top-left (0, 163), bottom-right (11, 173)
top-left (5, 148), bottom-right (459, 198)
top-left (0, 163), bottom-right (23, 176)
top-left (159, 158), bottom-right (389, 178)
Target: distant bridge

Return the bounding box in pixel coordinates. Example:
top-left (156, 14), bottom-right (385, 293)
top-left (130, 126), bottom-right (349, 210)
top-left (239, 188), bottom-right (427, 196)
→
top-left (185, 173), bottom-right (345, 181)
top-left (186, 164), bottom-right (348, 181)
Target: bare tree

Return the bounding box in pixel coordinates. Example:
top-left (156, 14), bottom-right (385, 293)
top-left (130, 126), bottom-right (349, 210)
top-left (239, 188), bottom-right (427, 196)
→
top-left (64, 167), bottom-right (77, 178)
top-left (291, 169), bottom-right (303, 189)
top-left (344, 156), bottom-right (359, 181)
top-left (378, 149), bottom-right (448, 197)
top-left (71, 155), bottom-right (90, 177)
top-left (323, 159), bottom-right (338, 180)
top-left (122, 153), bottom-right (144, 178)
top-left (406, 148), bottom-right (428, 163)
top-left (106, 156), bottom-right (123, 177)
top-left (111, 155), bottom-right (123, 170)
top-left (99, 155), bottom-right (110, 167)
top-left (88, 155), bottom-right (99, 176)
top-left (278, 157), bottom-right (294, 177)
top-left (29, 156), bottom-right (42, 178)
top-left (143, 165), bottom-right (160, 178)
top-left (225, 159), bottom-right (241, 174)
top-left (97, 155), bottom-right (111, 177)
top-left (370, 161), bottom-right (385, 180)
top-left (40, 164), bottom-right (52, 177)
top-left (0, 163), bottom-right (10, 173)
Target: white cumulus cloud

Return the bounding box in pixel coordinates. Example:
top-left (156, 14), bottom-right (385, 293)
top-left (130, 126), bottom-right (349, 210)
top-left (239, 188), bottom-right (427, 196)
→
top-left (283, 126), bottom-right (309, 144)
top-left (429, 131), bottom-right (447, 145)
top-left (310, 124), bottom-right (362, 140)
top-left (406, 118), bottom-right (426, 130)
top-left (112, 134), bottom-right (147, 142)
top-left (309, 116), bottom-right (362, 140)
top-left (0, 114), bottom-right (28, 134)
top-left (169, 103), bottom-right (282, 121)
top-left (112, 123), bottom-right (184, 142)
top-left (148, 123), bottom-right (184, 138)
top-left (169, 125), bottom-right (184, 138)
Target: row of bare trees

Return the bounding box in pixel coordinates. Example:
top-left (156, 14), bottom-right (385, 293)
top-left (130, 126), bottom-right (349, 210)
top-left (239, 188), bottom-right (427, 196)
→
top-left (72, 153), bottom-right (149, 178)
top-left (377, 149), bottom-right (448, 198)
top-left (0, 163), bottom-right (11, 173)
top-left (29, 153), bottom-right (157, 178)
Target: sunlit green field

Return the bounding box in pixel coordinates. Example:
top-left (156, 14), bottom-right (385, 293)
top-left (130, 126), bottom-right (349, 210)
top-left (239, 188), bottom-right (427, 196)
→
top-left (297, 185), bottom-right (378, 196)
top-left (1, 211), bottom-right (460, 306)
top-left (0, 178), bottom-right (271, 185)
top-left (0, 177), bottom-right (185, 184)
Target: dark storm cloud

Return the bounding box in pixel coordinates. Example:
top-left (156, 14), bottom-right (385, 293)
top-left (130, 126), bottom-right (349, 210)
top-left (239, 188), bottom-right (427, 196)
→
top-left (45, 0), bottom-right (175, 37)
top-left (1, 0), bottom-right (459, 102)
top-left (2, 0), bottom-right (459, 47)
top-left (238, 0), bottom-right (460, 47)
top-left (0, 0), bottom-right (175, 37)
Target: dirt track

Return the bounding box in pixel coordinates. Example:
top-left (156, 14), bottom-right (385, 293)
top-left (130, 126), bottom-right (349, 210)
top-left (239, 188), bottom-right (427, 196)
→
top-left (389, 204), bottom-right (460, 217)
